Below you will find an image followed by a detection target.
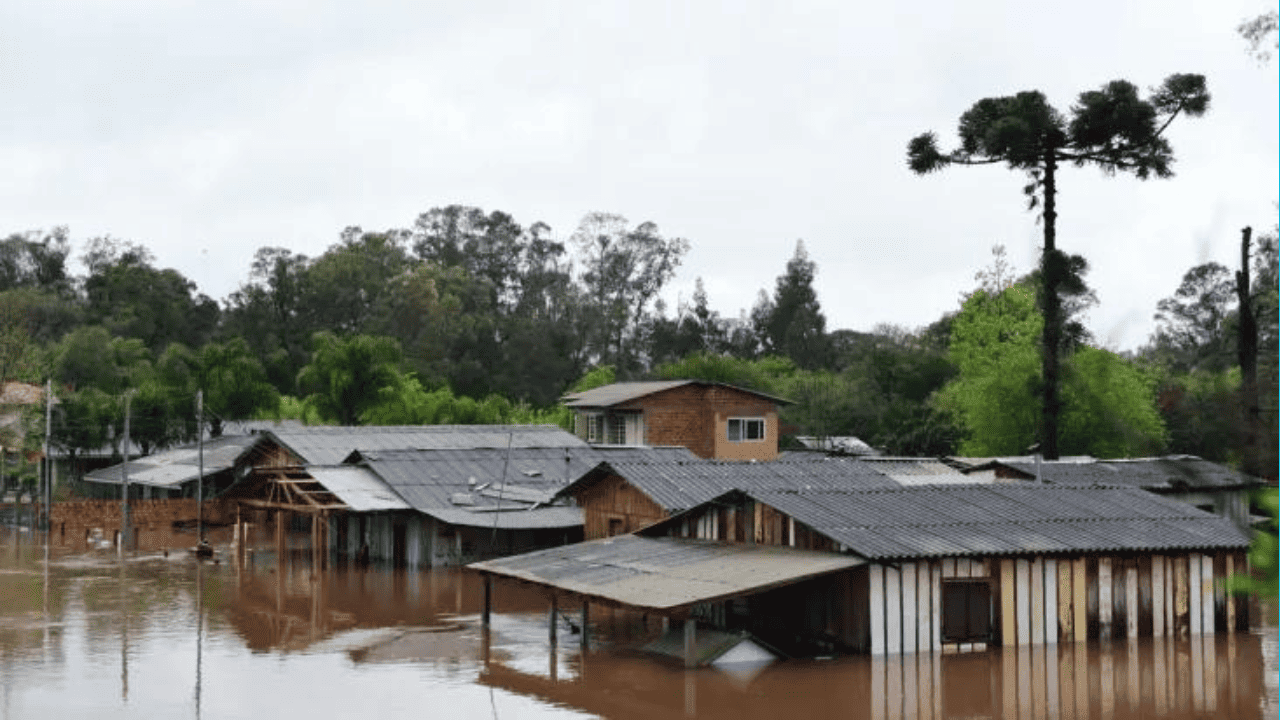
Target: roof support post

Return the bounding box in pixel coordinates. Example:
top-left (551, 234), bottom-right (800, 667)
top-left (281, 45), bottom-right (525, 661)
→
top-left (580, 600), bottom-right (590, 651)
top-left (481, 575), bottom-right (492, 629)
top-left (548, 595), bottom-right (558, 648)
top-left (683, 617), bottom-right (697, 668)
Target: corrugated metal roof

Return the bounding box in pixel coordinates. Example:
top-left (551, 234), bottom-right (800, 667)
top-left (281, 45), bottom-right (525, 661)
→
top-left (83, 434), bottom-right (263, 488)
top-left (560, 458), bottom-right (900, 512)
top-left (427, 506), bottom-right (583, 530)
top-left (853, 458), bottom-right (969, 486)
top-left (653, 484), bottom-right (1250, 560)
top-left (306, 466), bottom-right (411, 512)
top-left (469, 534), bottom-right (863, 611)
top-left (563, 381), bottom-right (791, 408)
top-left (976, 457), bottom-right (1262, 490)
top-left (266, 424), bottom-right (587, 465)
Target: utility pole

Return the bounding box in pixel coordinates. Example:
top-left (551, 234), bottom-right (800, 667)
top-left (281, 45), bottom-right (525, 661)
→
top-left (42, 379), bottom-right (52, 532)
top-left (196, 390), bottom-right (204, 544)
top-left (120, 392), bottom-right (133, 555)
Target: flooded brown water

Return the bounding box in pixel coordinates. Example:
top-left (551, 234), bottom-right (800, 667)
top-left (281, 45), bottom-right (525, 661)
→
top-left (0, 526), bottom-right (1274, 719)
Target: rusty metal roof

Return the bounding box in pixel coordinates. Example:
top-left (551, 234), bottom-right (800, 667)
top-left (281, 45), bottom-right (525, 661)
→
top-left (83, 434), bottom-right (264, 488)
top-left (563, 381), bottom-right (791, 408)
top-left (558, 457), bottom-right (899, 512)
top-left (264, 424), bottom-right (588, 465)
top-left (647, 484), bottom-right (1250, 560)
top-left (469, 534), bottom-right (863, 611)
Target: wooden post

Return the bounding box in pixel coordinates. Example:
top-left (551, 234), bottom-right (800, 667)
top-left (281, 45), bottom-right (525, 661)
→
top-left (870, 564), bottom-right (885, 656)
top-left (1126, 563), bottom-right (1139, 639)
top-left (1152, 555), bottom-right (1166, 637)
top-left (1189, 553), bottom-right (1203, 635)
top-left (885, 566), bottom-right (902, 654)
top-left (481, 575), bottom-right (492, 628)
top-left (1001, 560), bottom-right (1016, 647)
top-left (1199, 554), bottom-right (1214, 634)
top-left (1058, 559), bottom-right (1073, 643)
top-left (1043, 558), bottom-right (1058, 644)
top-left (683, 618), bottom-right (697, 669)
top-left (1225, 554), bottom-right (1236, 633)
top-left (1072, 558), bottom-right (1087, 643)
top-left (548, 596), bottom-right (558, 649)
top-left (1030, 556), bottom-right (1045, 645)
top-left (916, 560), bottom-right (931, 653)
top-left (1015, 558), bottom-right (1031, 646)
top-left (901, 563), bottom-right (917, 653)
top-left (1098, 557), bottom-right (1113, 639)
top-left (1174, 554), bottom-right (1190, 636)
top-left (581, 600), bottom-right (590, 650)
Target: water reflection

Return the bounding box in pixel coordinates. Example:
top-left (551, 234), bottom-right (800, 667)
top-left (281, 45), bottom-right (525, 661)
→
top-left (0, 527), bottom-right (1272, 720)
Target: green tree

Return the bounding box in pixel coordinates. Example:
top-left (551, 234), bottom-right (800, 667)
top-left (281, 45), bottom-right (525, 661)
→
top-left (571, 212), bottom-right (690, 372)
top-left (81, 237), bottom-right (220, 353)
top-left (908, 73), bottom-right (1210, 458)
top-left (942, 280), bottom-right (1165, 457)
top-left (758, 241), bottom-right (831, 369)
top-left (1150, 262), bottom-right (1237, 373)
top-left (296, 332), bottom-right (404, 425)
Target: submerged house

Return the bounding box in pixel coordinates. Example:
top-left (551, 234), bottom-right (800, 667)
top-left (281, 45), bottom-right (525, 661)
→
top-left (471, 482), bottom-right (1250, 664)
top-left (957, 455), bottom-right (1263, 529)
top-left (82, 433), bottom-right (270, 499)
top-left (564, 381), bottom-right (790, 461)
top-left (558, 457), bottom-right (898, 539)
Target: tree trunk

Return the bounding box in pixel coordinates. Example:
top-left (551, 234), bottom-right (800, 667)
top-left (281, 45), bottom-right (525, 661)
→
top-left (1236, 226), bottom-right (1259, 477)
top-left (1040, 156), bottom-right (1061, 460)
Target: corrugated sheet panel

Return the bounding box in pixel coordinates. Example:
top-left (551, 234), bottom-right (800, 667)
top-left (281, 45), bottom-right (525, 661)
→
top-left (268, 425), bottom-right (587, 465)
top-left (578, 458), bottom-right (901, 512)
top-left (470, 535), bottom-right (863, 610)
top-left (427, 507), bottom-right (583, 530)
top-left (83, 434), bottom-right (262, 488)
top-left (307, 466), bottom-right (411, 512)
top-left (563, 380), bottom-right (790, 408)
top-left (708, 485), bottom-right (1251, 560)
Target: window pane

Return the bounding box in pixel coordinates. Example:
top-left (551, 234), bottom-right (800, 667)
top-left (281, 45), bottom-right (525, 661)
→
top-left (727, 419), bottom-right (742, 442)
top-left (968, 582), bottom-right (992, 640)
top-left (941, 581), bottom-right (969, 642)
top-left (746, 419), bottom-right (764, 440)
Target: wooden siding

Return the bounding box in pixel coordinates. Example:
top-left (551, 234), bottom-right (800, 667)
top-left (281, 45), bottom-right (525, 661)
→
top-left (576, 473), bottom-right (667, 540)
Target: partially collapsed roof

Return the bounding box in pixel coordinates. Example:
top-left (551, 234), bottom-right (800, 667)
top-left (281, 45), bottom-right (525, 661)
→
top-left (83, 434), bottom-right (264, 489)
top-left (563, 380), bottom-right (791, 408)
top-left (264, 424), bottom-right (587, 465)
top-left (653, 484), bottom-right (1250, 561)
top-left (470, 534), bottom-right (863, 611)
top-left (305, 466), bottom-right (411, 512)
top-left (558, 458), bottom-right (899, 512)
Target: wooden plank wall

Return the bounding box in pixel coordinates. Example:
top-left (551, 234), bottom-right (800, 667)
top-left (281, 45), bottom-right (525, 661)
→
top-left (578, 474), bottom-right (667, 539)
top-left (869, 551), bottom-right (1234, 655)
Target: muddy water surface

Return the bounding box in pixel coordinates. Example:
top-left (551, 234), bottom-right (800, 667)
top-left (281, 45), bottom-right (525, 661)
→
top-left (0, 528), bottom-right (1273, 719)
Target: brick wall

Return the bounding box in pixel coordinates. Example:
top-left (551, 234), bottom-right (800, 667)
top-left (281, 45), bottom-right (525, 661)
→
top-left (50, 498), bottom-right (232, 534)
top-left (635, 384), bottom-right (779, 460)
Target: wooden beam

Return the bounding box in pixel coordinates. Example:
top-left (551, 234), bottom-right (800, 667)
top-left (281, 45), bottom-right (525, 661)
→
top-left (1058, 559), bottom-right (1072, 643)
top-left (238, 498), bottom-right (346, 513)
top-left (1072, 557), bottom-right (1087, 643)
top-left (1001, 560), bottom-right (1016, 647)
top-left (1098, 557), bottom-right (1113, 639)
top-left (1126, 562), bottom-right (1139, 639)
top-left (1152, 555), bottom-right (1166, 638)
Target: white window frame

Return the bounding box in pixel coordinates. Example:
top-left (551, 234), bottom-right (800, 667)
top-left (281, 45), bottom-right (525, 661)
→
top-left (727, 417), bottom-right (766, 443)
top-left (584, 413), bottom-right (606, 443)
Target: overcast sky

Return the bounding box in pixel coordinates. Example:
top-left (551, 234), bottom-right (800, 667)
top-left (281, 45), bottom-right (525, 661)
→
top-left (3, 1), bottom-right (1276, 351)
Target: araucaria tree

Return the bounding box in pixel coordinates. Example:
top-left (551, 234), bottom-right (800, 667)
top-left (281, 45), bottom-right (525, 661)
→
top-left (907, 74), bottom-right (1210, 459)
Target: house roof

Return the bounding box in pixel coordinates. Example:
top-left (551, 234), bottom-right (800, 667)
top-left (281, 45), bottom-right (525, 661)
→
top-left (306, 466), bottom-right (412, 512)
top-left (563, 380), bottom-right (791, 408)
top-left (557, 457), bottom-right (899, 513)
top-left (962, 456), bottom-right (1262, 490)
top-left (82, 434), bottom-right (265, 489)
top-left (263, 424), bottom-right (587, 465)
top-left (347, 446), bottom-right (633, 530)
top-left (853, 457), bottom-right (971, 486)
top-left (646, 484), bottom-right (1250, 561)
top-left (469, 534), bottom-right (864, 611)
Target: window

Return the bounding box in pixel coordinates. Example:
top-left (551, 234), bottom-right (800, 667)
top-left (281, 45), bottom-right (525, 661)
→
top-left (607, 518), bottom-right (625, 537)
top-left (608, 416), bottom-right (628, 445)
top-left (941, 579), bottom-right (993, 643)
top-left (584, 413), bottom-right (605, 443)
top-left (727, 417), bottom-right (766, 442)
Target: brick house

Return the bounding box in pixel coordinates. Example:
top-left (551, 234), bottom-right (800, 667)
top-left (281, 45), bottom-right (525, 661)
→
top-left (563, 380), bottom-right (790, 461)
